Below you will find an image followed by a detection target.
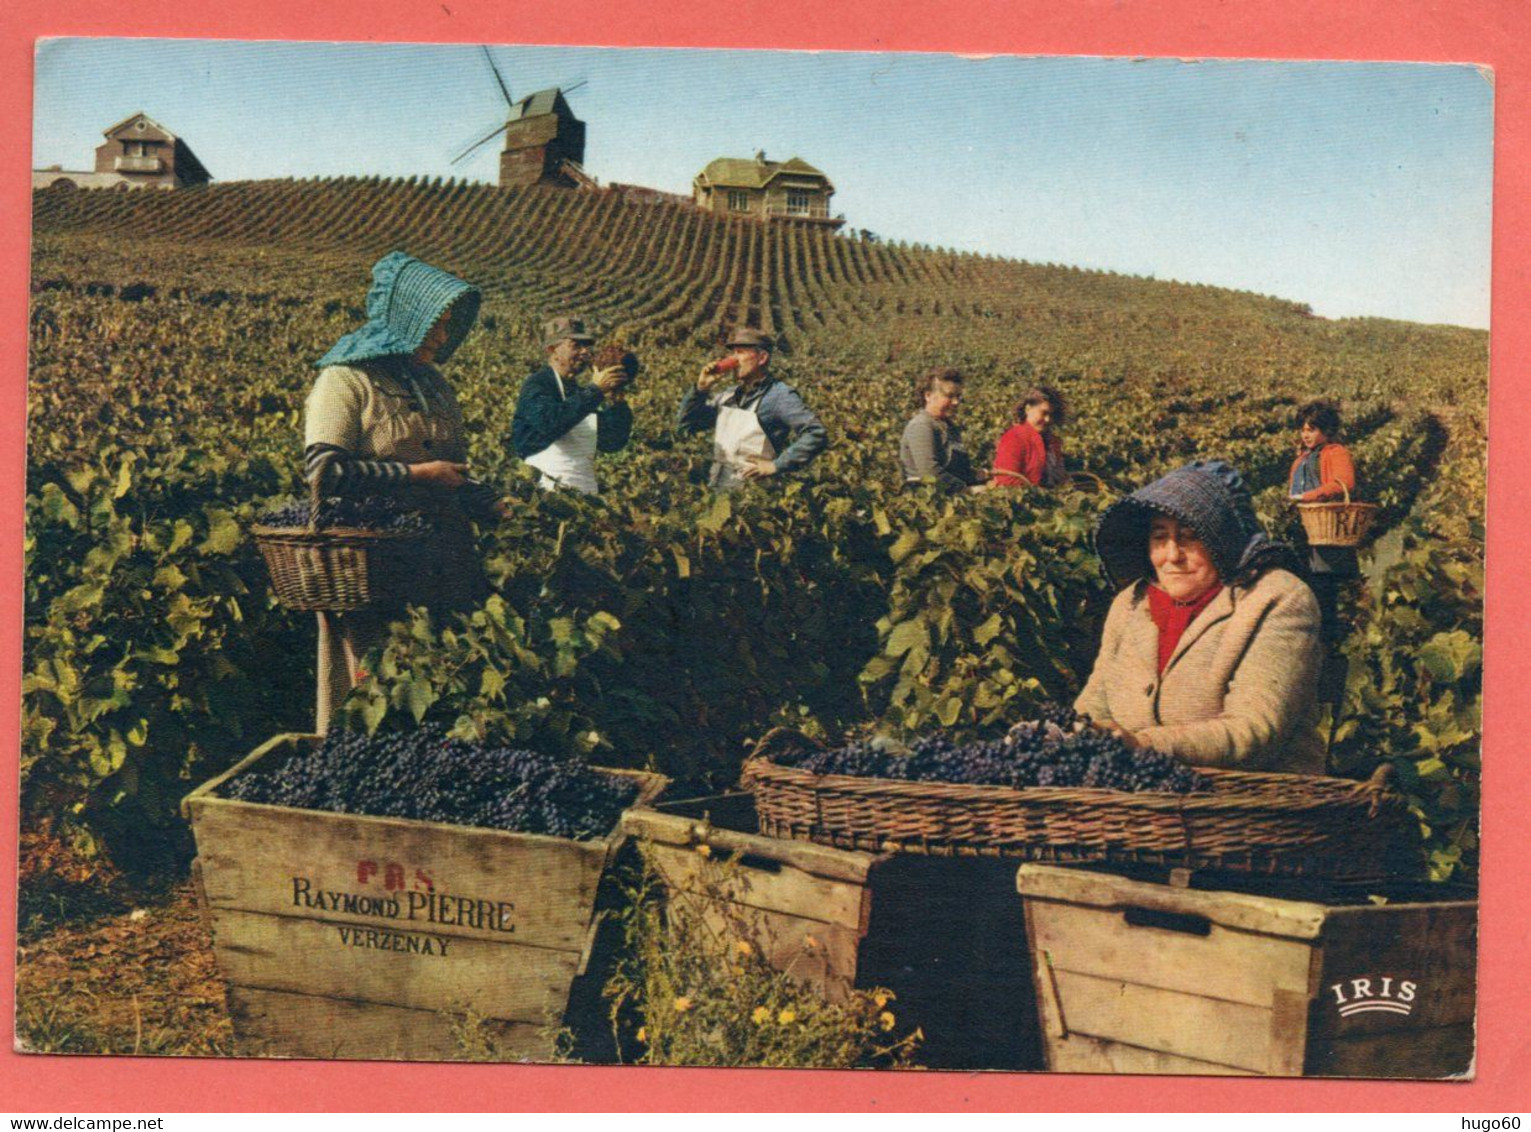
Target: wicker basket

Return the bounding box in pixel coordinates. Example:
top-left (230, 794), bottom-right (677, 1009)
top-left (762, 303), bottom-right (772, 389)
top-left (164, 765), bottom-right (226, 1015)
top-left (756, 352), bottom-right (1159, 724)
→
top-left (741, 756), bottom-right (1421, 882)
top-left (986, 469), bottom-right (1105, 493)
top-left (250, 482), bottom-right (428, 613)
top-left (1296, 481), bottom-right (1377, 548)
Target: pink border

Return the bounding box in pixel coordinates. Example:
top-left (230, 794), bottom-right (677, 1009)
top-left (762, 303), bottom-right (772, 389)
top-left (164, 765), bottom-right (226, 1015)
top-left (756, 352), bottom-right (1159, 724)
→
top-left (3, 0), bottom-right (1526, 1112)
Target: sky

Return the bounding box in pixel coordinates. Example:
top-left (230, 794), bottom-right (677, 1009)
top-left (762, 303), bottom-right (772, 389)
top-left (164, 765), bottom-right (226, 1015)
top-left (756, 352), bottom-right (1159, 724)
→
top-left (32, 39), bottom-right (1495, 329)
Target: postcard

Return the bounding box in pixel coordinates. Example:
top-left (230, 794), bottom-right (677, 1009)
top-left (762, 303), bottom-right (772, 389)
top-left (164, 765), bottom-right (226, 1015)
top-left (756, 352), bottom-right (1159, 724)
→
top-left (7, 16), bottom-right (1516, 1114)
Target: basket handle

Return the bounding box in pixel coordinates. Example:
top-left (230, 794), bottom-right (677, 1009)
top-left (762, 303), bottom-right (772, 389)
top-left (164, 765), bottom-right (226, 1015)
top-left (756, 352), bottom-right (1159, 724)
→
top-left (748, 726), bottom-right (826, 764)
top-left (307, 474), bottom-right (328, 533)
top-left (987, 468), bottom-right (1030, 486)
top-left (1326, 480), bottom-right (1352, 505)
top-left (1349, 762), bottom-right (1401, 818)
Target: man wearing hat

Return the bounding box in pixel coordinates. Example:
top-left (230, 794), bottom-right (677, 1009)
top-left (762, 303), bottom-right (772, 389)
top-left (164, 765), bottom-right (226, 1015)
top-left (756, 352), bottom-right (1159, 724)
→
top-left (676, 327), bottom-right (829, 492)
top-left (511, 314), bottom-right (632, 495)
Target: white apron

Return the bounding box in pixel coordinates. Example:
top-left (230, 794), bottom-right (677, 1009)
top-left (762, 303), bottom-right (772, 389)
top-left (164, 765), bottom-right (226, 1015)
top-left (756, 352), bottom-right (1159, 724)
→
top-left (712, 400), bottom-right (776, 492)
top-left (524, 372), bottom-right (601, 495)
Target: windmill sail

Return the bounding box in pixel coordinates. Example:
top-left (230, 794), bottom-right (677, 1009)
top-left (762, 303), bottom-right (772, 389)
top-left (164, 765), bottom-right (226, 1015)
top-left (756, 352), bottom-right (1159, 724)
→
top-left (482, 45), bottom-right (514, 107)
top-left (451, 121), bottom-right (511, 166)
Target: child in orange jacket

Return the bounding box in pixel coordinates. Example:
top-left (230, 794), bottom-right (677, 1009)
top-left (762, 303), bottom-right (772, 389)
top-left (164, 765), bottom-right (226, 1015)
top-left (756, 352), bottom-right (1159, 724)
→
top-left (1289, 399), bottom-right (1360, 646)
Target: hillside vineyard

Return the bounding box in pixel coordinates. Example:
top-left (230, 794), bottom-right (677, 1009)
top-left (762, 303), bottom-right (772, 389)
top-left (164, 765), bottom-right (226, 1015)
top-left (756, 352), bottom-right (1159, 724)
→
top-left (26, 178), bottom-right (1485, 880)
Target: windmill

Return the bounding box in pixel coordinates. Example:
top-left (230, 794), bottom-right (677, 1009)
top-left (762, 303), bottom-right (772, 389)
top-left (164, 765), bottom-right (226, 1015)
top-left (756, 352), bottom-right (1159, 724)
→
top-left (452, 47), bottom-right (592, 190)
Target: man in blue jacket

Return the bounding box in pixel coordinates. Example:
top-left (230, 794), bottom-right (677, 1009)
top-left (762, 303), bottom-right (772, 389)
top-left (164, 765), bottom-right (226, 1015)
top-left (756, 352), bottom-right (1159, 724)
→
top-left (512, 314), bottom-right (631, 495)
top-left (676, 328), bottom-right (829, 492)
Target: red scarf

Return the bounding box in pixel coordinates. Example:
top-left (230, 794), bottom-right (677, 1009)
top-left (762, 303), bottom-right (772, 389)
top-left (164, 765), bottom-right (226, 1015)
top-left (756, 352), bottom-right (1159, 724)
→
top-left (1148, 584), bottom-right (1223, 674)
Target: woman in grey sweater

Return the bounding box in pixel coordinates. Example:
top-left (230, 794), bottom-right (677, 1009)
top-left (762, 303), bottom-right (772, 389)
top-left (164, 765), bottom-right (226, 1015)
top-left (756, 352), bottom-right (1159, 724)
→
top-left (899, 368), bottom-right (989, 493)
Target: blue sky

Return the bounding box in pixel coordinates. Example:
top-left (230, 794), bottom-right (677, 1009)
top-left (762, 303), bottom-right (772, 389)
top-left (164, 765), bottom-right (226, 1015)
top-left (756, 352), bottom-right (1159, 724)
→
top-left (33, 39), bottom-right (1494, 328)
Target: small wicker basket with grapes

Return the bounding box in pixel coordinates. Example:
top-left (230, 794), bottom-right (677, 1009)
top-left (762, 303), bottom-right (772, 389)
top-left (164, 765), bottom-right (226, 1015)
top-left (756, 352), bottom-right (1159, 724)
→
top-left (740, 705), bottom-right (1421, 882)
top-left (250, 480), bottom-right (433, 613)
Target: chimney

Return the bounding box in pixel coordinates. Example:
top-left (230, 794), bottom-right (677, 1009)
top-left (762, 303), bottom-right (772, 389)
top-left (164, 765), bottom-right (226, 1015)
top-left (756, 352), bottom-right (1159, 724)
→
top-left (755, 149), bottom-right (766, 164)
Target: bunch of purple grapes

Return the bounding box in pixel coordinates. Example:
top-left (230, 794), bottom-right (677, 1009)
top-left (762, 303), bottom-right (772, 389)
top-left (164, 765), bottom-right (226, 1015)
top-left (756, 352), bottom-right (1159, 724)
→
top-left (777, 702), bottom-right (1210, 795)
top-left (256, 494), bottom-right (431, 533)
top-left (224, 724), bottom-right (639, 839)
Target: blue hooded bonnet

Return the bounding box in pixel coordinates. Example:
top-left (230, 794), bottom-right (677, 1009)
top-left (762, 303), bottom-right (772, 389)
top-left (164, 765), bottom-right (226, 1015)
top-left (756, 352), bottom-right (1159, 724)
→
top-left (1093, 460), bottom-right (1302, 589)
top-left (316, 252), bottom-right (481, 369)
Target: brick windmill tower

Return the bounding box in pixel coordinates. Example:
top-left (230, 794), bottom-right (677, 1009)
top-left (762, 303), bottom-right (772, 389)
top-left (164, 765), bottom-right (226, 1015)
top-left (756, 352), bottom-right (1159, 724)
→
top-left (453, 47), bottom-right (592, 189)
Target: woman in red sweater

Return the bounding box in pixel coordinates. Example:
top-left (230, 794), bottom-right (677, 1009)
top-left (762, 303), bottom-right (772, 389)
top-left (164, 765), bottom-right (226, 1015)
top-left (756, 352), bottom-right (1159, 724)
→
top-left (991, 385), bottom-right (1069, 488)
top-left (1288, 399), bottom-right (1360, 645)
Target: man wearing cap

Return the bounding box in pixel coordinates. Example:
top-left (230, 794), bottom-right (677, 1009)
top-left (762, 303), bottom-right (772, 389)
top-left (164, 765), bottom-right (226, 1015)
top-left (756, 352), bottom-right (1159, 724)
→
top-left (676, 328), bottom-right (829, 492)
top-left (511, 315), bottom-right (632, 495)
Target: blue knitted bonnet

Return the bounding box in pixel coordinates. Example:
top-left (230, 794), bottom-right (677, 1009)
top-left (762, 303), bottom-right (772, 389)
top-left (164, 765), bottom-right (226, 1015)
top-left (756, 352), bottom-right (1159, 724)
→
top-left (316, 252), bottom-right (481, 368)
top-left (1093, 460), bottom-right (1285, 589)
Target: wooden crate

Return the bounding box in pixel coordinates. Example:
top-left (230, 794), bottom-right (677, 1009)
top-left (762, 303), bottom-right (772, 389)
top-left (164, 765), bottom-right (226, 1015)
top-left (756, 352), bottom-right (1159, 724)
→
top-left (623, 793), bottom-right (1043, 1070)
top-left (183, 733), bottom-right (665, 1061)
top-left (1016, 863), bottom-right (1477, 1078)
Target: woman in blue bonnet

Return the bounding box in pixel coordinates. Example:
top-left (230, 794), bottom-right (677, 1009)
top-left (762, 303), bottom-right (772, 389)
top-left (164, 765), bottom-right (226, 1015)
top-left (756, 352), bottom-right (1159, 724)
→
top-left (305, 252), bottom-right (505, 731)
top-left (1076, 461), bottom-right (1326, 774)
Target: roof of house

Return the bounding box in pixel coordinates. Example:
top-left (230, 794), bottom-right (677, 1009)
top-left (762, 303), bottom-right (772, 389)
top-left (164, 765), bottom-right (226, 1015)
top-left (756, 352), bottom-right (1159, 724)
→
top-left (695, 155), bottom-right (833, 191)
top-left (101, 112), bottom-right (212, 182)
top-left (174, 139), bottom-right (212, 183)
top-left (508, 88), bottom-right (576, 122)
top-left (103, 111), bottom-right (175, 139)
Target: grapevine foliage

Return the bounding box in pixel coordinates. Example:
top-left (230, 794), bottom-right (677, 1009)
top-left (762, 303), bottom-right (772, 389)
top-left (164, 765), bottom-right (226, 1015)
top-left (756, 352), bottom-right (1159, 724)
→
top-left (24, 179), bottom-right (1486, 880)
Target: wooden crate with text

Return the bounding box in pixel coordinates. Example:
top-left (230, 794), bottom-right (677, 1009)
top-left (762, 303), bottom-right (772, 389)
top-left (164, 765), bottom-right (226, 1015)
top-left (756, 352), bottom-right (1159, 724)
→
top-left (1016, 863), bottom-right (1476, 1078)
top-left (184, 733), bottom-right (665, 1061)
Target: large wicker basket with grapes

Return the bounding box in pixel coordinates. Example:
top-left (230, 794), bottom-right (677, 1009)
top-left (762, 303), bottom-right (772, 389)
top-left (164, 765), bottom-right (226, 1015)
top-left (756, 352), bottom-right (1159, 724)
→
top-left (739, 724), bottom-right (1421, 882)
top-left (251, 482), bottom-right (431, 613)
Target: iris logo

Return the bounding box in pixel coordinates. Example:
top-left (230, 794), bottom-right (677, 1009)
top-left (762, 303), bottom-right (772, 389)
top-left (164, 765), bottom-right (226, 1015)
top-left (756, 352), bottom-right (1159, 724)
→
top-left (1330, 976), bottom-right (1417, 1017)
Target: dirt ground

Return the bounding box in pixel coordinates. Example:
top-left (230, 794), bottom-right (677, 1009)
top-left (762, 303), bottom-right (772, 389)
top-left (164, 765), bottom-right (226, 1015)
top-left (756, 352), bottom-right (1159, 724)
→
top-left (15, 832), bottom-right (232, 1057)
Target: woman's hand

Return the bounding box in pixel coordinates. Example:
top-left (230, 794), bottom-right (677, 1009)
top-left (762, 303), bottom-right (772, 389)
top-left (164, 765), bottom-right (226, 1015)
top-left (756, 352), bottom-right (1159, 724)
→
top-left (1100, 722), bottom-right (1143, 750)
top-left (409, 460), bottom-right (470, 489)
top-left (740, 456), bottom-right (777, 480)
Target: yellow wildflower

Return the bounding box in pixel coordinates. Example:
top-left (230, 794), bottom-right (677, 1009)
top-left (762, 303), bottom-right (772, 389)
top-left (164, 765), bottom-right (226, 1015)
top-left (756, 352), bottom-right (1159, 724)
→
top-left (777, 1008), bottom-right (798, 1024)
top-left (735, 940), bottom-right (753, 956)
top-left (673, 995), bottom-right (693, 1012)
top-left (879, 1011), bottom-right (896, 1031)
top-left (751, 1006), bottom-right (771, 1025)
top-left (637, 1027), bottom-right (647, 1042)
top-left (873, 991), bottom-right (893, 1008)
top-left (694, 843), bottom-right (712, 858)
